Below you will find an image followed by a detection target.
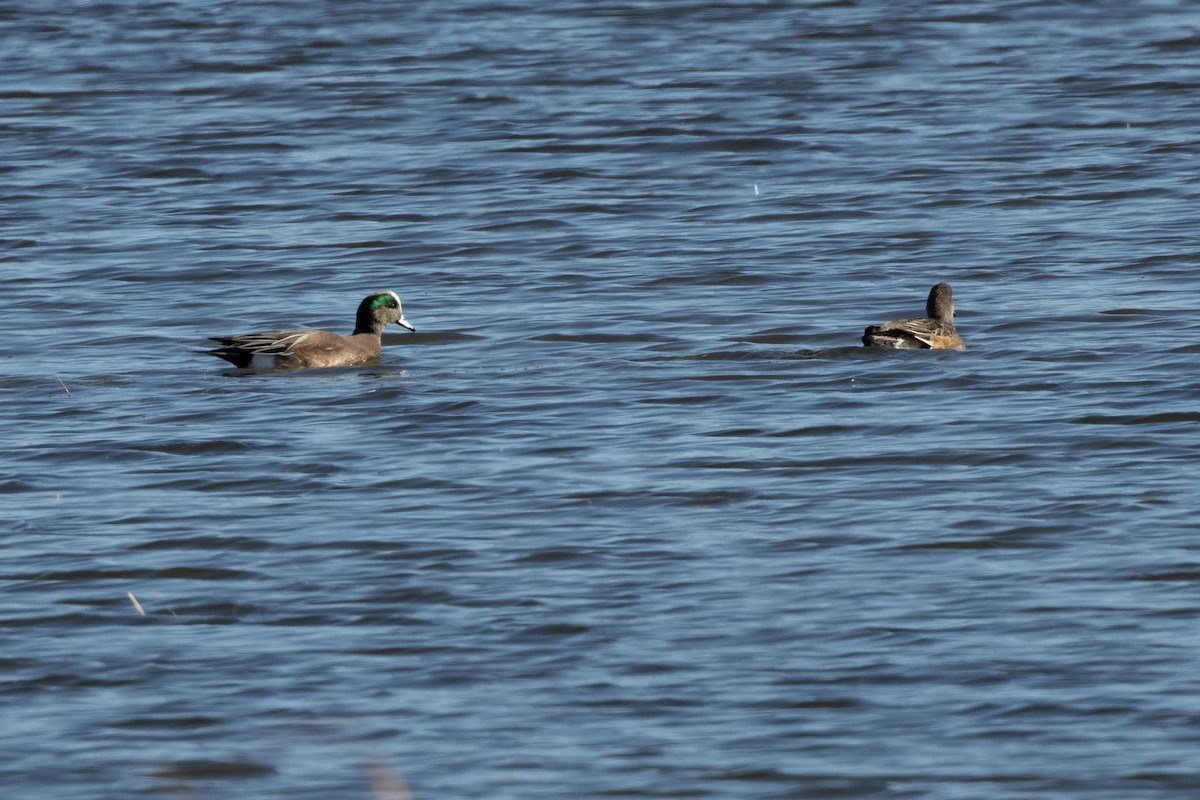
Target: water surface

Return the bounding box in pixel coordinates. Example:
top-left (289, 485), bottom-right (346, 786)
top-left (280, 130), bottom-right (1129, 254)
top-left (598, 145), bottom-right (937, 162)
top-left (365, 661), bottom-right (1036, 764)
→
top-left (4, 2), bottom-right (1200, 798)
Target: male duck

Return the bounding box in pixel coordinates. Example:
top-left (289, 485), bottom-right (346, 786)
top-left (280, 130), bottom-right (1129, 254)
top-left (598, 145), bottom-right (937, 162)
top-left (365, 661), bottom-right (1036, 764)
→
top-left (207, 290), bottom-right (415, 369)
top-left (862, 282), bottom-right (964, 350)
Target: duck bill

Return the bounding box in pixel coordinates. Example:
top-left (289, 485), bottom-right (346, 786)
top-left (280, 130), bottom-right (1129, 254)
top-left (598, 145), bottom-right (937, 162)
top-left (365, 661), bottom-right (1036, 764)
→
top-left (396, 316), bottom-right (416, 332)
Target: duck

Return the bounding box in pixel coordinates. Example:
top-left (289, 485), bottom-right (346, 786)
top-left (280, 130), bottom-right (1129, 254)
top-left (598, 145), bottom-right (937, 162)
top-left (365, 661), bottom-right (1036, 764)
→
top-left (207, 290), bottom-right (415, 369)
top-left (862, 282), bottom-right (964, 350)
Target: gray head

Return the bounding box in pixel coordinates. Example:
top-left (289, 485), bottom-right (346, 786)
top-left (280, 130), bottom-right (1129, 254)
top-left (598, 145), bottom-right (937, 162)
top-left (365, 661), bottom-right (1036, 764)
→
top-left (925, 282), bottom-right (955, 323)
top-left (354, 290), bottom-right (415, 336)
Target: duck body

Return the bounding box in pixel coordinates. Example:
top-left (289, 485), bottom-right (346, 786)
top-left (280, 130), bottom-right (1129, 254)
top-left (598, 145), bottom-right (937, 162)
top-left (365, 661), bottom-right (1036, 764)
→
top-left (207, 290), bottom-right (415, 370)
top-left (862, 282), bottom-right (964, 350)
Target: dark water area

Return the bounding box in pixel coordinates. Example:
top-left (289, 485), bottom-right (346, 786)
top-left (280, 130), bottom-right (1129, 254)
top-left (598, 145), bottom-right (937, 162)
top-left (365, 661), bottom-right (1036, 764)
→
top-left (5, 1), bottom-right (1200, 798)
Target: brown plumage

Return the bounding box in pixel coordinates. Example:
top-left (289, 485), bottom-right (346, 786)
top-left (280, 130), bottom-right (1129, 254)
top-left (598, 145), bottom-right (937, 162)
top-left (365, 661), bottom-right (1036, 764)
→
top-left (207, 290), bottom-right (415, 370)
top-left (862, 282), bottom-right (964, 350)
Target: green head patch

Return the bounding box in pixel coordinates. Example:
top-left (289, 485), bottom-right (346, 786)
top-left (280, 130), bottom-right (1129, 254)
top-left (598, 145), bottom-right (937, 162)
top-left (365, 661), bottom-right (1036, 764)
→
top-left (370, 292), bottom-right (398, 311)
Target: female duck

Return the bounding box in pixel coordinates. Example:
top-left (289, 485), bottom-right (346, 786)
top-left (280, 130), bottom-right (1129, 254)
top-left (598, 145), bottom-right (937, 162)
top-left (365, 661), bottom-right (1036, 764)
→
top-left (862, 282), bottom-right (964, 350)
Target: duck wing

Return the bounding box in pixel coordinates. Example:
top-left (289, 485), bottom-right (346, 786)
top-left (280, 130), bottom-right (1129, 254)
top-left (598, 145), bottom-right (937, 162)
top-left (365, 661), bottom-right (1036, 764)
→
top-left (209, 329), bottom-right (317, 356)
top-left (862, 317), bottom-right (942, 349)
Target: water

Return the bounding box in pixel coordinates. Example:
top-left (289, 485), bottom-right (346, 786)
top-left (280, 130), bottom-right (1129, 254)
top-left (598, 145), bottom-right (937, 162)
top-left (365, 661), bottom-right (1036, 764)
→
top-left (4, 1), bottom-right (1200, 798)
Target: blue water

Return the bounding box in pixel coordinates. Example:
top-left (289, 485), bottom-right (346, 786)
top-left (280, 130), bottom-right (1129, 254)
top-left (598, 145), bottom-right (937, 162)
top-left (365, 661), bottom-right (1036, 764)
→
top-left (5, 2), bottom-right (1200, 798)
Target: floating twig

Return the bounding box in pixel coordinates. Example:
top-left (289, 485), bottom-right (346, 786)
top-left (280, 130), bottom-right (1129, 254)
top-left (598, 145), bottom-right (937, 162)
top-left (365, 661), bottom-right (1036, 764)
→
top-left (127, 591), bottom-right (146, 617)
